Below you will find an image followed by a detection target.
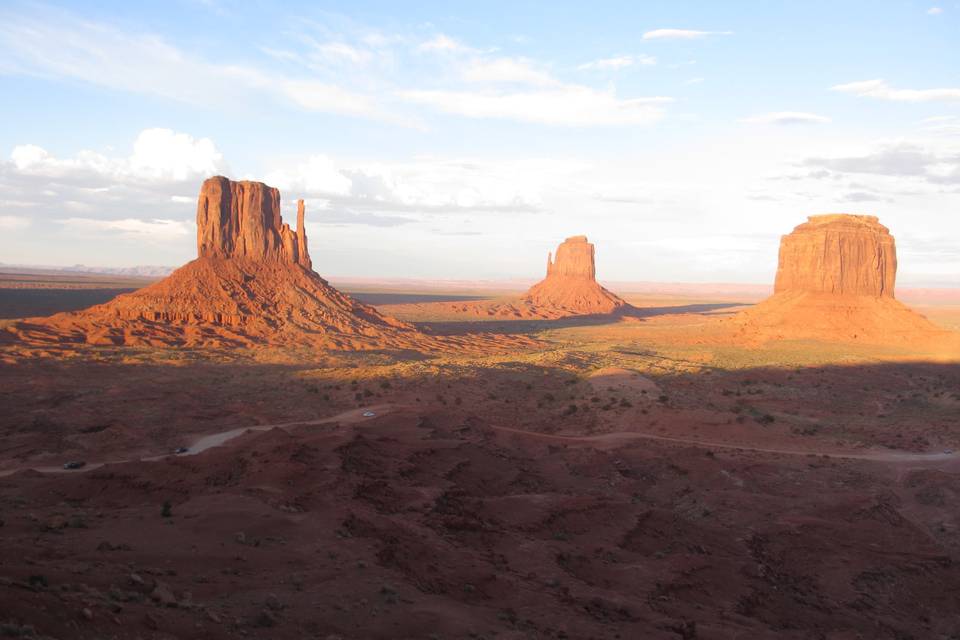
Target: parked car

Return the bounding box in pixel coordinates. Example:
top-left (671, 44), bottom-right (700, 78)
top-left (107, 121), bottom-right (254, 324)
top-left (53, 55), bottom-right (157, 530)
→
top-left (173, 447), bottom-right (189, 454)
top-left (62, 461), bottom-right (86, 470)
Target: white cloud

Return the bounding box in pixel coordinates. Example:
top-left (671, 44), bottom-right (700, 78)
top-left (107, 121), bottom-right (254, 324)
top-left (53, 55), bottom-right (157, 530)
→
top-left (400, 86), bottom-right (672, 126)
top-left (58, 217), bottom-right (192, 240)
top-left (642, 29), bottom-right (732, 40)
top-left (10, 128), bottom-right (227, 183)
top-left (0, 215), bottom-right (31, 230)
top-left (418, 34), bottom-right (471, 53)
top-left (832, 79), bottom-right (960, 102)
top-left (927, 7), bottom-right (943, 15)
top-left (264, 155), bottom-right (352, 196)
top-left (920, 115), bottom-right (960, 136)
top-left (462, 57), bottom-right (557, 86)
top-left (740, 112), bottom-right (831, 125)
top-left (577, 55), bottom-right (656, 71)
top-left (313, 41), bottom-right (372, 64)
top-left (129, 129), bottom-right (224, 181)
top-left (802, 142), bottom-right (960, 184)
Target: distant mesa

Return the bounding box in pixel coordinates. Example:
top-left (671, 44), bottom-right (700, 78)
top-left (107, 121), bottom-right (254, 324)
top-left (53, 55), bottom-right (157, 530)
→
top-left (433, 235), bottom-right (630, 320)
top-left (520, 235), bottom-right (628, 317)
top-left (5, 176), bottom-right (527, 352)
top-left (732, 214), bottom-right (944, 343)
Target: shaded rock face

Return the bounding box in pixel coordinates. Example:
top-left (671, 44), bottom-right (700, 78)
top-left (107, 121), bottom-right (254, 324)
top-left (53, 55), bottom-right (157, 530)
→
top-left (546, 235), bottom-right (596, 280)
top-left (774, 214), bottom-right (897, 298)
top-left (197, 176), bottom-right (312, 268)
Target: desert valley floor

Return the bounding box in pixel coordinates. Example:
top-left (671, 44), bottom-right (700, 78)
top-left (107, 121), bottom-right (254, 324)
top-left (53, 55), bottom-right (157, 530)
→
top-left (1, 275), bottom-right (960, 639)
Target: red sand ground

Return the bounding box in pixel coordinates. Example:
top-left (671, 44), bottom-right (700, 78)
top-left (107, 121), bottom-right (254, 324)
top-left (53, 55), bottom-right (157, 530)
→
top-left (2, 289), bottom-right (960, 637)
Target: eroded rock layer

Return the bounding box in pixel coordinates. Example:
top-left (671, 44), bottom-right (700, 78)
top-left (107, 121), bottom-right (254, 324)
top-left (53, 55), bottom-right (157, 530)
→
top-left (774, 215), bottom-right (896, 298)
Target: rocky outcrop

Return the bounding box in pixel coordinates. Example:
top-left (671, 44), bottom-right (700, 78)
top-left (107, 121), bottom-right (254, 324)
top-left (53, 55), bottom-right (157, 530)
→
top-left (519, 235), bottom-right (627, 316)
top-left (732, 213), bottom-right (942, 344)
top-left (546, 235), bottom-right (596, 280)
top-left (196, 176), bottom-right (312, 268)
top-left (774, 215), bottom-right (896, 298)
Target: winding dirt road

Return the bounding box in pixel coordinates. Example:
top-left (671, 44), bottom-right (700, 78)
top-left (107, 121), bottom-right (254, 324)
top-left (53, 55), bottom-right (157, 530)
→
top-left (1, 402), bottom-right (956, 478)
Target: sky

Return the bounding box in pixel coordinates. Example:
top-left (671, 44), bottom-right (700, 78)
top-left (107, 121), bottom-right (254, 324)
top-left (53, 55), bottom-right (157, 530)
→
top-left (0, 0), bottom-right (958, 286)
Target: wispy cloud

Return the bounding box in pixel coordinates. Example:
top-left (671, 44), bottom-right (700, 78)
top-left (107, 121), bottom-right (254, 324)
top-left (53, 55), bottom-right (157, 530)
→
top-left (802, 143), bottom-right (960, 184)
top-left (400, 86), bottom-right (672, 126)
top-left (577, 55), bottom-right (656, 70)
top-left (927, 6), bottom-right (943, 15)
top-left (57, 217), bottom-right (192, 240)
top-left (417, 34), bottom-right (473, 53)
top-left (832, 79), bottom-right (960, 102)
top-left (642, 29), bottom-right (732, 41)
top-left (740, 111), bottom-right (831, 125)
top-left (462, 57), bottom-right (557, 86)
top-left (0, 9), bottom-right (405, 123)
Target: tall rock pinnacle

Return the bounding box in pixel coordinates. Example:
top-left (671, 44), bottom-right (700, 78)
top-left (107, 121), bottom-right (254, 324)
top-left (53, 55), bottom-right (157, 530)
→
top-left (774, 214), bottom-right (897, 298)
top-left (196, 176), bottom-right (312, 268)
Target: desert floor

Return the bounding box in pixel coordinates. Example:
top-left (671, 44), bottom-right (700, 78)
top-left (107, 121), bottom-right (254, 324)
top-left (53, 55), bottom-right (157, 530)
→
top-left (1, 278), bottom-right (960, 639)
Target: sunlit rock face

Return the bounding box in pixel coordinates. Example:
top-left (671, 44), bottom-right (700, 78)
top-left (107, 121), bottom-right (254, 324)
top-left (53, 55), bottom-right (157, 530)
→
top-left (196, 176), bottom-right (311, 269)
top-left (521, 235), bottom-right (626, 316)
top-left (774, 214), bottom-right (897, 298)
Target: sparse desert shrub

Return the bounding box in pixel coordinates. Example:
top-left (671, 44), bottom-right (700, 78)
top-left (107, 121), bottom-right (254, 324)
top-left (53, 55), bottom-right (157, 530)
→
top-left (658, 395), bottom-right (669, 403)
top-left (161, 501), bottom-right (172, 518)
top-left (563, 404), bottom-right (578, 416)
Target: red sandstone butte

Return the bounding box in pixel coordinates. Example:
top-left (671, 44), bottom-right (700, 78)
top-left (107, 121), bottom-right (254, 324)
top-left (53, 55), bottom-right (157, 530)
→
top-left (4, 177), bottom-right (440, 350)
top-left (774, 214), bottom-right (896, 298)
top-left (733, 214), bottom-right (942, 343)
top-left (521, 235), bottom-right (627, 315)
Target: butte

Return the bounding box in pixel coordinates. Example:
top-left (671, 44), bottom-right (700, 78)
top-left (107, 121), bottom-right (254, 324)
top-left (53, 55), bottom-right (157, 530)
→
top-left (4, 176), bottom-right (524, 352)
top-left (444, 235), bottom-right (629, 319)
top-left (731, 214), bottom-right (947, 344)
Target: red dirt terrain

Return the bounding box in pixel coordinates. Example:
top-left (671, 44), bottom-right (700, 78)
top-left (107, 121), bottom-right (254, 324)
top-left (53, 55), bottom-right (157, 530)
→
top-left (2, 202), bottom-right (960, 639)
top-left (2, 359), bottom-right (960, 639)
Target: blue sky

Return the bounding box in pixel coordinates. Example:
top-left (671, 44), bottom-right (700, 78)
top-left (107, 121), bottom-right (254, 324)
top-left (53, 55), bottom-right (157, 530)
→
top-left (1, 0), bottom-right (958, 285)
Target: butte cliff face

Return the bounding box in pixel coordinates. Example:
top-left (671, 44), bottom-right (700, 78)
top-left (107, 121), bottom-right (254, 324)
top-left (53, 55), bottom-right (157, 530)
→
top-left (774, 215), bottom-right (896, 298)
top-left (733, 214), bottom-right (940, 344)
top-left (545, 235), bottom-right (596, 280)
top-left (196, 176), bottom-right (312, 268)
